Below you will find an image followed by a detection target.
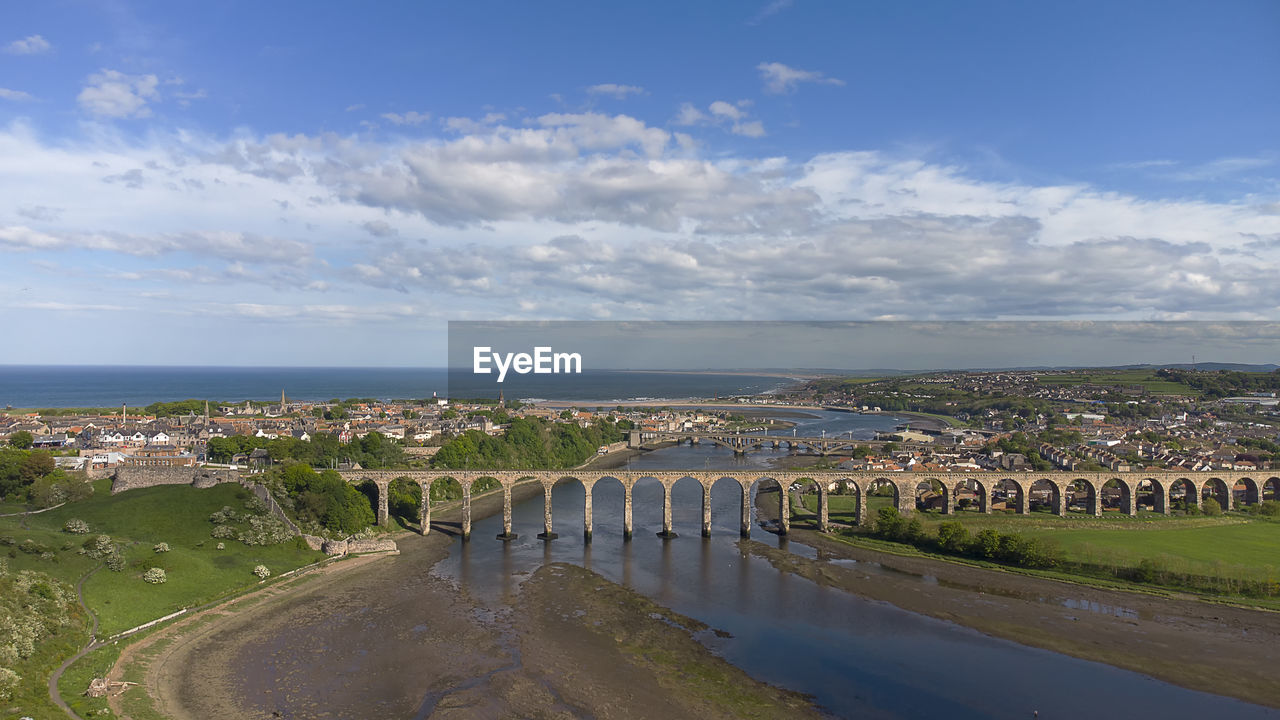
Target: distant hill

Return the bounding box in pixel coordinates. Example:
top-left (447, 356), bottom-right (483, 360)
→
top-left (803, 362), bottom-right (1280, 377)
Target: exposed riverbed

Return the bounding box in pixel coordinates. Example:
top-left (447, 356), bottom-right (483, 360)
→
top-left (123, 410), bottom-right (1280, 718)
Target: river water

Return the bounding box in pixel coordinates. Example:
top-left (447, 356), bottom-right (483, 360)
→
top-left (433, 410), bottom-right (1280, 719)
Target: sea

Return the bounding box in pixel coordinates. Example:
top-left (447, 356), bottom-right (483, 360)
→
top-left (0, 366), bottom-right (799, 409)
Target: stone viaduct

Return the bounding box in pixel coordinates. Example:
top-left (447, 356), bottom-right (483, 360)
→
top-left (337, 469), bottom-right (1279, 542)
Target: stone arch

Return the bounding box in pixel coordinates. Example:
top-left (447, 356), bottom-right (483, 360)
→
top-left (538, 474), bottom-right (588, 541)
top-left (1201, 477), bottom-right (1231, 511)
top-left (1029, 478), bottom-right (1061, 514)
top-left (1169, 477), bottom-right (1198, 513)
top-left (746, 475), bottom-right (792, 534)
top-left (913, 478), bottom-right (946, 513)
top-left (628, 474), bottom-right (666, 538)
top-left (591, 474), bottom-right (630, 539)
top-left (1100, 479), bottom-right (1131, 512)
top-left (387, 476), bottom-right (426, 532)
top-left (1233, 477), bottom-right (1262, 506)
top-left (1067, 479), bottom-right (1099, 516)
top-left (865, 477), bottom-right (901, 519)
top-left (662, 475), bottom-right (703, 538)
top-left (992, 478), bottom-right (1026, 514)
top-left (702, 475), bottom-right (745, 537)
top-left (355, 478), bottom-right (382, 524)
top-left (1264, 477), bottom-right (1280, 502)
top-left (954, 477), bottom-right (987, 513)
top-left (1135, 477), bottom-right (1167, 514)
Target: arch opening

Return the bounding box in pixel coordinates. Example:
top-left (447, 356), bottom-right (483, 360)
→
top-left (1029, 479), bottom-right (1059, 514)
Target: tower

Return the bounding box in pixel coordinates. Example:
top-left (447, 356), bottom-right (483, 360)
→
top-left (122, 403), bottom-right (126, 426)
top-left (498, 389), bottom-right (504, 407)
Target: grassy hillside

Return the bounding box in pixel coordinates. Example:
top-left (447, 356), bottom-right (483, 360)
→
top-left (0, 479), bottom-right (324, 719)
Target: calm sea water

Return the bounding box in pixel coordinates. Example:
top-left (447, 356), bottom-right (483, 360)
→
top-left (0, 366), bottom-right (793, 408)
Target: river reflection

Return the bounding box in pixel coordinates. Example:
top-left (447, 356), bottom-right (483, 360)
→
top-left (432, 411), bottom-right (1280, 719)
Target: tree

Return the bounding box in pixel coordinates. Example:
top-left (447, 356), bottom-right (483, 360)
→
top-left (936, 521), bottom-right (969, 553)
top-left (8, 431), bottom-right (32, 449)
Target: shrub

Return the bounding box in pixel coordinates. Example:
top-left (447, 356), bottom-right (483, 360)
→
top-left (1202, 497), bottom-right (1222, 516)
top-left (971, 529), bottom-right (1001, 559)
top-left (1259, 500), bottom-right (1280, 517)
top-left (63, 518), bottom-right (90, 534)
top-left (211, 524), bottom-right (236, 539)
top-left (936, 521), bottom-right (969, 553)
top-left (252, 564), bottom-right (271, 579)
top-left (105, 553), bottom-right (126, 572)
top-left (142, 567), bottom-right (167, 584)
top-left (215, 542), bottom-right (225, 550)
top-left (84, 535), bottom-right (114, 559)
top-left (153, 542), bottom-right (170, 553)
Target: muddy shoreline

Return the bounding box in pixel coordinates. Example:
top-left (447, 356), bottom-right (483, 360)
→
top-left (753, 487), bottom-right (1280, 709)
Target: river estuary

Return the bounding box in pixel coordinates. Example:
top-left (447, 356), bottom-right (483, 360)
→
top-left (427, 410), bottom-right (1279, 719)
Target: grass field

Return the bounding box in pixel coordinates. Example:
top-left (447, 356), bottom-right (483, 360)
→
top-left (0, 479), bottom-right (325, 719)
top-left (793, 492), bottom-right (1280, 586)
top-left (1034, 370), bottom-right (1197, 396)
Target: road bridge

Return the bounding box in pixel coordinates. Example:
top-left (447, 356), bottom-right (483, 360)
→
top-left (627, 429), bottom-right (891, 455)
top-left (337, 469), bottom-right (1278, 542)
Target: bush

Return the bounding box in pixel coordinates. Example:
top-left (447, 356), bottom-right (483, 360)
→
top-left (971, 529), bottom-right (1001, 559)
top-left (84, 534), bottom-right (114, 559)
top-left (936, 521), bottom-right (969, 553)
top-left (153, 542), bottom-right (170, 553)
top-left (211, 524), bottom-right (236, 539)
top-left (215, 542), bottom-right (225, 550)
top-left (1259, 500), bottom-right (1280, 517)
top-left (105, 553), bottom-right (126, 572)
top-left (62, 518), bottom-right (90, 534)
top-left (252, 564), bottom-right (271, 579)
top-left (142, 567), bottom-right (167, 584)
top-left (1202, 497), bottom-right (1222, 516)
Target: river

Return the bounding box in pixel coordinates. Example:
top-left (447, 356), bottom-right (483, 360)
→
top-left (430, 409), bottom-right (1280, 719)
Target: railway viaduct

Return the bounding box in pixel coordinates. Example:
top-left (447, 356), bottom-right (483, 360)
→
top-left (337, 469), bottom-right (1278, 541)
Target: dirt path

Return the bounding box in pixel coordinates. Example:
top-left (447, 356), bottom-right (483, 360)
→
top-left (47, 563), bottom-right (102, 720)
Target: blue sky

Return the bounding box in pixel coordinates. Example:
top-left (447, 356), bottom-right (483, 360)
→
top-left (1, 1), bottom-right (1278, 366)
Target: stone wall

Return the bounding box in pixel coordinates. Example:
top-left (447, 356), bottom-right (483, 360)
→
top-left (111, 466), bottom-right (241, 494)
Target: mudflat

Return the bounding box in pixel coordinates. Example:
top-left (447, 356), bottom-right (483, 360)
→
top-left (753, 489), bottom-right (1280, 710)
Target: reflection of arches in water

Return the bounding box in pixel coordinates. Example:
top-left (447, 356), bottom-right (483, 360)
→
top-left (993, 479), bottom-right (1024, 513)
top-left (1101, 479), bottom-right (1131, 514)
top-left (1029, 479), bottom-right (1059, 514)
top-left (953, 478), bottom-right (987, 513)
top-left (1201, 477), bottom-right (1231, 511)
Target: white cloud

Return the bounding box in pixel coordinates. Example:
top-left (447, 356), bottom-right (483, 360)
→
top-left (1, 121), bottom-right (1278, 328)
top-left (77, 69), bottom-right (160, 118)
top-left (4, 35), bottom-right (51, 55)
top-left (587, 83), bottom-right (646, 99)
top-left (0, 88), bottom-right (34, 101)
top-left (381, 110), bottom-right (431, 126)
top-left (758, 61), bottom-right (845, 94)
top-left (678, 101), bottom-right (766, 138)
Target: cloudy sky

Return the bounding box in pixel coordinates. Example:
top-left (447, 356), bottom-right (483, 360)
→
top-left (1, 1), bottom-right (1278, 366)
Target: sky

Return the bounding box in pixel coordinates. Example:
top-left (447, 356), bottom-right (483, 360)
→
top-left (1, 1), bottom-right (1278, 367)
